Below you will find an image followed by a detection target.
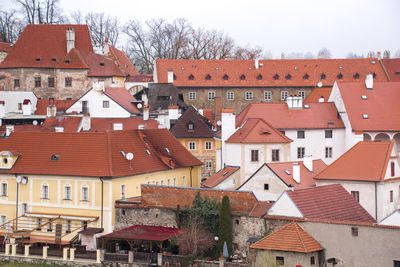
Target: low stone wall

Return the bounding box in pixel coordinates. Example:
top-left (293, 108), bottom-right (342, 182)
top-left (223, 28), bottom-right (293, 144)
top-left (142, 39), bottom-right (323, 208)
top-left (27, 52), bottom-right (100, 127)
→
top-left (0, 255), bottom-right (99, 266)
top-left (115, 207), bottom-right (177, 230)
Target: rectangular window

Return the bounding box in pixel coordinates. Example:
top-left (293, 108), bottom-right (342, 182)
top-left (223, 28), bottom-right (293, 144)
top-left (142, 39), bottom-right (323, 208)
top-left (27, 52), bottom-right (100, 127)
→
top-left (48, 77), bottom-right (55, 88)
top-left (189, 141), bottom-right (196, 150)
top-left (226, 91), bottom-right (234, 100)
top-left (245, 91), bottom-right (253, 100)
top-left (205, 160), bottom-right (213, 171)
top-left (205, 141), bottom-right (212, 150)
top-left (325, 147), bottom-right (333, 158)
top-left (325, 130), bottom-right (333, 138)
top-left (264, 184), bottom-right (269, 190)
top-left (64, 186), bottom-right (71, 200)
top-left (208, 91), bottom-right (215, 100)
top-left (391, 162), bottom-right (395, 177)
top-left (351, 191), bottom-right (360, 203)
top-left (121, 184), bottom-right (126, 199)
top-left (390, 190), bottom-right (393, 202)
top-left (276, 256), bottom-right (284, 265)
top-left (251, 150), bottom-right (259, 162)
top-left (272, 149), bottom-right (280, 162)
top-left (81, 187), bottom-right (88, 201)
top-left (103, 100), bottom-right (110, 108)
top-left (281, 91), bottom-right (288, 100)
top-left (297, 147), bottom-right (305, 158)
top-left (42, 185), bottom-right (49, 199)
top-left (298, 91), bottom-right (305, 99)
top-left (173, 178), bottom-right (176, 186)
top-left (35, 76), bottom-right (41, 87)
top-left (18, 103), bottom-right (22, 110)
top-left (65, 77), bottom-right (72, 87)
top-left (1, 216), bottom-right (6, 228)
top-left (264, 91), bottom-right (271, 101)
top-left (167, 179), bottom-right (170, 186)
top-left (1, 183), bottom-right (7, 196)
top-left (66, 220), bottom-right (71, 233)
top-left (188, 92), bottom-right (196, 100)
top-left (14, 79), bottom-right (20, 88)
top-left (22, 203), bottom-right (28, 214)
top-left (351, 227), bottom-right (358, 236)
top-left (297, 130), bottom-right (305, 139)
top-left (36, 218), bottom-right (42, 231)
top-left (47, 219), bottom-right (53, 232)
top-left (310, 256), bottom-right (315, 265)
top-left (182, 176), bottom-right (186, 185)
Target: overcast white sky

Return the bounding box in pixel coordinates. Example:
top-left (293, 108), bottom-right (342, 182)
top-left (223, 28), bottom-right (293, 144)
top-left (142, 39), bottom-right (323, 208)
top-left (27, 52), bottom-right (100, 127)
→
top-left (1, 0), bottom-right (399, 58)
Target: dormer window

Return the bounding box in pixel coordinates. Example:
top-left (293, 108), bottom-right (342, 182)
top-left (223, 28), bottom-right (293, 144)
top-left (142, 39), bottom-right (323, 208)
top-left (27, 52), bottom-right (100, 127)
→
top-left (353, 73), bottom-right (360, 79)
top-left (0, 151), bottom-right (18, 169)
top-left (273, 74), bottom-right (279, 80)
top-left (373, 72), bottom-right (377, 79)
top-left (320, 73), bottom-right (326, 80)
top-left (257, 74), bottom-right (263, 80)
top-left (362, 114), bottom-right (368, 119)
top-left (285, 74), bottom-right (292, 80)
top-left (64, 60), bottom-right (70, 63)
top-left (303, 73), bottom-right (309, 80)
top-left (99, 62), bottom-right (105, 66)
top-left (188, 74), bottom-right (194, 80)
top-left (51, 58), bottom-right (57, 62)
top-left (337, 73), bottom-right (343, 79)
top-left (205, 74), bottom-right (211, 80)
top-left (35, 58), bottom-right (41, 62)
top-left (187, 121), bottom-right (195, 131)
top-left (223, 74), bottom-right (229, 80)
top-left (240, 74), bottom-right (246, 80)
top-left (173, 74), bottom-right (177, 80)
top-left (51, 154), bottom-right (60, 161)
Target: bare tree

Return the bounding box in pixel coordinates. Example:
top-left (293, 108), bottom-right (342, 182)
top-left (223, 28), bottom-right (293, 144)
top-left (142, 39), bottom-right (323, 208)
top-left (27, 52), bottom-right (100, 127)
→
top-left (85, 12), bottom-right (120, 47)
top-left (394, 50), bottom-right (400, 58)
top-left (346, 52), bottom-right (364, 58)
top-left (232, 45), bottom-right (264, 59)
top-left (0, 10), bottom-right (24, 43)
top-left (317, 46), bottom-right (332, 59)
top-left (69, 10), bottom-right (83, 24)
top-left (15, 0), bottom-right (65, 24)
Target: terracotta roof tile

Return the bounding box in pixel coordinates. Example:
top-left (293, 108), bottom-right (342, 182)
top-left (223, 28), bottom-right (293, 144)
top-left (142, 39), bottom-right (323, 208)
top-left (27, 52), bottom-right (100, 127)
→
top-left (41, 117), bottom-right (82, 132)
top-left (34, 99), bottom-right (76, 115)
top-left (88, 118), bottom-right (159, 132)
top-left (250, 222), bottom-right (323, 252)
top-left (104, 87), bottom-right (141, 114)
top-left (126, 75), bottom-right (153, 82)
top-left (79, 50), bottom-right (125, 77)
top-left (108, 45), bottom-right (139, 76)
top-left (303, 87), bottom-right (332, 103)
top-left (201, 166), bottom-right (240, 188)
top-left (155, 58), bottom-right (388, 87)
top-left (226, 118), bottom-right (292, 143)
top-left (286, 184), bottom-right (376, 222)
top-left (170, 106), bottom-right (214, 138)
top-left (0, 42), bottom-right (12, 52)
top-left (249, 201), bottom-right (273, 217)
top-left (102, 225), bottom-right (186, 241)
top-left (314, 141), bottom-right (393, 182)
top-left (236, 102), bottom-right (344, 129)
top-left (382, 58), bottom-right (400, 82)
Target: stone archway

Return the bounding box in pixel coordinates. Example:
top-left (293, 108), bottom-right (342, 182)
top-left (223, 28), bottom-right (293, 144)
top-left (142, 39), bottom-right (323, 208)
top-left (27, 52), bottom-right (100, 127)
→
top-left (363, 133), bottom-right (372, 141)
top-left (374, 133), bottom-right (390, 142)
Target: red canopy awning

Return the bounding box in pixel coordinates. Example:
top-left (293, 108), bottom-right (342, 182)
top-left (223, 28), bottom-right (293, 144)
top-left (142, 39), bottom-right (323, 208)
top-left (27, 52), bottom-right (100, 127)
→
top-left (101, 225), bottom-right (186, 241)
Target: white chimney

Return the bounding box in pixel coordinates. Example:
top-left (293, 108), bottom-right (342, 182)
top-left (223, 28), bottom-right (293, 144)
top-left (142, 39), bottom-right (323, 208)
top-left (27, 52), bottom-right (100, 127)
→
top-left (103, 37), bottom-right (110, 56)
top-left (113, 123), bottom-right (123, 130)
top-left (22, 99), bottom-right (32, 116)
top-left (255, 59), bottom-right (259, 70)
top-left (81, 114), bottom-right (91, 131)
top-left (293, 163), bottom-right (300, 184)
top-left (66, 28), bottom-right (75, 54)
top-left (46, 105), bottom-right (57, 117)
top-left (6, 125), bottom-right (14, 136)
top-left (318, 96), bottom-right (325, 103)
top-left (365, 74), bottom-right (373, 89)
top-left (0, 101), bottom-right (5, 118)
top-left (55, 126), bottom-right (64, 132)
top-left (303, 155), bottom-right (313, 172)
top-left (143, 104), bottom-right (149, 121)
top-left (286, 96), bottom-right (302, 109)
top-left (168, 106), bottom-right (181, 120)
top-left (167, 71), bottom-right (174, 83)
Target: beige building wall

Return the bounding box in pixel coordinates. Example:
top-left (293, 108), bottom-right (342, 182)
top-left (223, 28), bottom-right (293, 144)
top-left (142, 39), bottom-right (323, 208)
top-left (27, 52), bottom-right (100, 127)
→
top-left (255, 250), bottom-right (321, 267)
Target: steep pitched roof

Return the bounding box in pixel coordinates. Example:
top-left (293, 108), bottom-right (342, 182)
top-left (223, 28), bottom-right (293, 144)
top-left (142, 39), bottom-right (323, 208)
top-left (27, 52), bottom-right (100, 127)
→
top-left (286, 184), bottom-right (375, 222)
top-left (314, 141), bottom-right (394, 182)
top-left (88, 118), bottom-right (159, 132)
top-left (250, 222), bottom-right (323, 252)
top-left (155, 58), bottom-right (387, 87)
top-left (381, 58), bottom-right (400, 82)
top-left (303, 87), bottom-right (332, 103)
top-left (226, 118), bottom-right (292, 143)
top-left (236, 102), bottom-right (344, 129)
top-left (201, 166), bottom-right (240, 188)
top-left (0, 42), bottom-right (12, 52)
top-left (1, 24), bottom-right (93, 68)
top-left (107, 45), bottom-right (139, 76)
top-left (102, 225), bottom-right (186, 241)
top-left (170, 106), bottom-right (215, 138)
top-left (335, 81), bottom-right (400, 131)
top-left (104, 87), bottom-right (141, 114)
top-left (0, 129), bottom-right (201, 177)
top-left (79, 50), bottom-right (126, 77)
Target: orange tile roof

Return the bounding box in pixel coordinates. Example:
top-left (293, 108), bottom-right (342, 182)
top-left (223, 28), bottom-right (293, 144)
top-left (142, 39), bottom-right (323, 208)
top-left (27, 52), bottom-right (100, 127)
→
top-left (0, 24), bottom-right (93, 68)
top-left (126, 75), bottom-right (153, 82)
top-left (226, 118), bottom-right (292, 143)
top-left (336, 81), bottom-right (400, 131)
top-left (250, 222), bottom-right (323, 252)
top-left (236, 102), bottom-right (344, 129)
top-left (79, 50), bottom-right (126, 77)
top-left (155, 58), bottom-right (388, 87)
top-left (108, 45), bottom-right (139, 76)
top-left (0, 42), bottom-right (11, 52)
top-left (41, 117), bottom-right (82, 132)
top-left (303, 87), bottom-right (332, 103)
top-left (201, 166), bottom-right (240, 188)
top-left (104, 87), bottom-right (141, 114)
top-left (88, 118), bottom-right (159, 132)
top-left (249, 201), bottom-right (274, 217)
top-left (382, 58), bottom-right (400, 82)
top-left (34, 99), bottom-right (76, 115)
top-left (0, 129), bottom-right (201, 177)
top-left (286, 184), bottom-right (376, 222)
top-left (314, 141), bottom-right (394, 182)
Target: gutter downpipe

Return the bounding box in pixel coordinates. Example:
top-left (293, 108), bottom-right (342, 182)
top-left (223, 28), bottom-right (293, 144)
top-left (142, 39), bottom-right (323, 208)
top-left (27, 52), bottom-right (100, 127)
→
top-left (375, 182), bottom-right (378, 221)
top-left (190, 166), bottom-right (193, 187)
top-left (100, 177), bottom-right (104, 229)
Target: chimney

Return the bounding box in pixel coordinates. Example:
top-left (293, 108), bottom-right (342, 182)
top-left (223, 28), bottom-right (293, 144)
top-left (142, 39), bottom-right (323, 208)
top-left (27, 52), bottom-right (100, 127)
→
top-left (103, 37), bottom-right (109, 56)
top-left (22, 99), bottom-right (32, 116)
top-left (81, 114), bottom-right (91, 131)
top-left (255, 59), bottom-right (259, 70)
top-left (66, 28), bottom-right (75, 54)
top-left (167, 71), bottom-right (174, 83)
top-left (0, 101), bottom-right (5, 118)
top-left (377, 51), bottom-right (382, 60)
top-left (168, 106), bottom-right (180, 120)
top-left (93, 81), bottom-right (105, 92)
top-left (303, 155), bottom-right (313, 172)
top-left (318, 96), bottom-right (325, 103)
top-left (6, 125), bottom-right (14, 136)
top-left (143, 104), bottom-right (149, 121)
top-left (292, 163), bottom-right (300, 184)
top-left (365, 74), bottom-right (373, 89)
top-left (46, 98), bottom-right (57, 118)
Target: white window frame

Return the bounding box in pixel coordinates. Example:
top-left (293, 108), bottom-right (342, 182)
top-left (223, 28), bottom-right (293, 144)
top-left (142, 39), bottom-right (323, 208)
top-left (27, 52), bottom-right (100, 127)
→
top-left (281, 91), bottom-right (288, 100)
top-left (22, 203), bottom-right (28, 214)
top-left (42, 185), bottom-right (49, 199)
top-left (205, 141), bottom-right (212, 150)
top-left (298, 91), bottom-right (305, 99)
top-left (208, 91), bottom-right (215, 100)
top-left (264, 91), bottom-right (272, 101)
top-left (121, 184), bottom-right (126, 199)
top-left (64, 185), bottom-right (71, 200)
top-left (1, 183), bottom-right (7, 196)
top-left (103, 100), bottom-right (110, 108)
top-left (189, 141), bottom-right (196, 150)
top-left (1, 216), bottom-right (6, 228)
top-left (188, 92), bottom-right (196, 100)
top-left (245, 91), bottom-right (253, 100)
top-left (226, 91), bottom-right (234, 100)
top-left (205, 160), bottom-right (213, 171)
top-left (81, 187), bottom-right (89, 201)
top-left (325, 147), bottom-right (333, 158)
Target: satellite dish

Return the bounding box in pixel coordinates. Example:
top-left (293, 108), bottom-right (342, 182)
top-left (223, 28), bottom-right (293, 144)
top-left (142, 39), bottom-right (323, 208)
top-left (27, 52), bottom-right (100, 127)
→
top-left (22, 177), bottom-right (28, 184)
top-left (137, 103), bottom-right (143, 109)
top-left (16, 176), bottom-right (22, 183)
top-left (126, 152), bottom-right (134, 161)
top-left (317, 82), bottom-right (323, 88)
top-left (216, 120), bottom-right (222, 126)
top-left (32, 120), bottom-right (38, 125)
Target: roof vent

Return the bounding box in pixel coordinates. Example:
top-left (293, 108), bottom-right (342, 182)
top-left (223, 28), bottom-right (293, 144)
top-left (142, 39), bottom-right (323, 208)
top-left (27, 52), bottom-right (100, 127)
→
top-left (339, 66), bottom-right (343, 69)
top-left (181, 67), bottom-right (185, 70)
top-left (294, 67), bottom-right (298, 70)
top-left (51, 154), bottom-right (60, 161)
top-left (216, 67), bottom-right (219, 70)
top-left (248, 67), bottom-right (252, 70)
top-left (284, 170), bottom-right (291, 175)
top-left (361, 95), bottom-right (368, 100)
top-left (222, 171), bottom-right (229, 176)
top-left (304, 104), bottom-right (310, 109)
top-left (35, 58), bottom-right (41, 61)
top-left (362, 114), bottom-right (369, 119)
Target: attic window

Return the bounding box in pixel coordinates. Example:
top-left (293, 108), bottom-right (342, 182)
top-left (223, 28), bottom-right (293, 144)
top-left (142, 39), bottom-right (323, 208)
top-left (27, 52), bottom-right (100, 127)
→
top-left (284, 170), bottom-right (291, 175)
top-left (337, 73), bottom-right (343, 79)
top-left (240, 74), bottom-right (246, 80)
top-left (223, 74), bottom-right (229, 80)
top-left (205, 74), bottom-right (211, 80)
top-left (188, 74), bottom-right (194, 80)
top-left (327, 121), bottom-right (334, 126)
top-left (361, 95), bottom-right (367, 100)
top-left (64, 60), bottom-right (70, 63)
top-left (261, 131), bottom-right (270, 135)
top-left (303, 73), bottom-right (309, 80)
top-left (99, 62), bottom-right (105, 66)
top-left (273, 74), bottom-right (279, 80)
top-left (51, 154), bottom-right (60, 161)
top-left (320, 73), bottom-right (326, 80)
top-left (146, 149), bottom-right (151, 155)
top-left (51, 58), bottom-right (57, 62)
top-left (35, 58), bottom-right (41, 61)
top-left (257, 74), bottom-right (263, 80)
top-left (362, 114), bottom-right (369, 119)
top-left (353, 73), bottom-right (360, 79)
top-left (372, 72), bottom-right (377, 79)
top-left (187, 121), bottom-right (195, 131)
top-left (285, 74), bottom-right (291, 80)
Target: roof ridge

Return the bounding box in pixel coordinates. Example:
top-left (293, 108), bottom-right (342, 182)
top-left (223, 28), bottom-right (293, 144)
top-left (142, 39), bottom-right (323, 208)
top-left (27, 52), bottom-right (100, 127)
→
top-left (293, 223), bottom-right (308, 252)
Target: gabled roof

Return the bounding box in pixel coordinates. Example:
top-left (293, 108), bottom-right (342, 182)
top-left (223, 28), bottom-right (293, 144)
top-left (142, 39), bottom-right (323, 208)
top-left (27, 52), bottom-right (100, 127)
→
top-left (107, 45), bottom-right (139, 76)
top-left (155, 58), bottom-right (387, 87)
top-left (101, 225), bottom-right (186, 241)
top-left (250, 222), bottom-right (323, 253)
top-left (314, 141), bottom-right (394, 182)
top-left (0, 129), bottom-right (201, 177)
top-left (170, 106), bottom-right (215, 138)
top-left (226, 118), bottom-right (292, 143)
top-left (382, 58), bottom-right (400, 82)
top-left (104, 87), bottom-right (141, 114)
top-left (201, 166), bottom-right (240, 188)
top-left (285, 184), bottom-right (375, 222)
top-left (0, 24), bottom-right (93, 68)
top-left (335, 81), bottom-right (400, 131)
top-left (34, 99), bottom-right (76, 115)
top-left (235, 102), bottom-right (344, 129)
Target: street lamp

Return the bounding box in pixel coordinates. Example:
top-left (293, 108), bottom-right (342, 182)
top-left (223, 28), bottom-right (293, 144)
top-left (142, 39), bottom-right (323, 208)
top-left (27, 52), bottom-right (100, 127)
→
top-left (15, 175), bottom-right (28, 231)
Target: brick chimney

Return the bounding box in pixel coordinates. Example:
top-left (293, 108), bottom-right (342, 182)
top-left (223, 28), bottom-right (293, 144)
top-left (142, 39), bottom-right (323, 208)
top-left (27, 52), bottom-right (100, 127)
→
top-left (66, 28), bottom-right (75, 53)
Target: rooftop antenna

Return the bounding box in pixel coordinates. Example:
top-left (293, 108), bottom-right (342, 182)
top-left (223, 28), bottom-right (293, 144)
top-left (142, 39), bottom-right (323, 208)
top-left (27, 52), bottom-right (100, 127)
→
top-left (126, 152), bottom-right (134, 169)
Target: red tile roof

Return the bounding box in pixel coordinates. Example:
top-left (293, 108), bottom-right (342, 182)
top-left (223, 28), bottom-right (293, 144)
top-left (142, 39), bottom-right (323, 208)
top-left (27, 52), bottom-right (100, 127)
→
top-left (170, 106), bottom-right (215, 138)
top-left (0, 42), bottom-right (11, 52)
top-left (286, 184), bottom-right (376, 223)
top-left (107, 45), bottom-right (139, 76)
top-left (314, 141), bottom-right (394, 182)
top-left (335, 81), bottom-right (400, 131)
top-left (303, 87), bottom-right (332, 103)
top-left (0, 129), bottom-right (201, 177)
top-left (41, 117), bottom-right (82, 132)
top-left (155, 58), bottom-right (388, 87)
top-left (382, 58), bottom-right (400, 82)
top-left (101, 225), bottom-right (186, 241)
top-left (79, 50), bottom-right (125, 77)
top-left (88, 118), bottom-right (159, 132)
top-left (34, 99), bottom-right (76, 115)
top-left (0, 24), bottom-right (93, 68)
top-left (201, 166), bottom-right (240, 188)
top-left (226, 118), bottom-right (292, 143)
top-left (249, 201), bottom-right (273, 217)
top-left (250, 222), bottom-right (323, 252)
top-left (236, 102), bottom-right (344, 129)
top-left (126, 75), bottom-right (153, 83)
top-left (104, 87), bottom-right (141, 114)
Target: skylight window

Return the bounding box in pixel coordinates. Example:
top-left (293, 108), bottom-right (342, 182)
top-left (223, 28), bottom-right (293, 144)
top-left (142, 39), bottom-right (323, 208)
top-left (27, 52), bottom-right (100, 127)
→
top-left (361, 95), bottom-right (367, 100)
top-left (51, 154), bottom-right (60, 161)
top-left (99, 62), bottom-right (105, 66)
top-left (320, 73), bottom-right (326, 80)
top-left (362, 114), bottom-right (369, 119)
top-left (223, 74), bottom-right (229, 80)
top-left (51, 58), bottom-right (57, 62)
top-left (222, 171), bottom-right (229, 176)
top-left (337, 73), bottom-right (343, 79)
top-left (284, 170), bottom-right (291, 175)
top-left (35, 58), bottom-right (41, 61)
top-left (304, 104), bottom-right (310, 109)
top-left (354, 73), bottom-right (360, 79)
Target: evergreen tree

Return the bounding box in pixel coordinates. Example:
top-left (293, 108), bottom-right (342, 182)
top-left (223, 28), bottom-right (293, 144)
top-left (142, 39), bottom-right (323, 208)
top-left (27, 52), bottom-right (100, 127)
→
top-left (217, 195), bottom-right (233, 257)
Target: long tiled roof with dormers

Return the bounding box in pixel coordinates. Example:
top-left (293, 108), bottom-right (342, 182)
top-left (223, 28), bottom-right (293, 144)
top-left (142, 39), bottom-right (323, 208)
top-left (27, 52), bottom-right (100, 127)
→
top-left (155, 58), bottom-right (388, 87)
top-left (235, 102), bottom-right (344, 129)
top-left (170, 106), bottom-right (215, 138)
top-left (250, 222), bottom-right (323, 252)
top-left (0, 130), bottom-right (201, 177)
